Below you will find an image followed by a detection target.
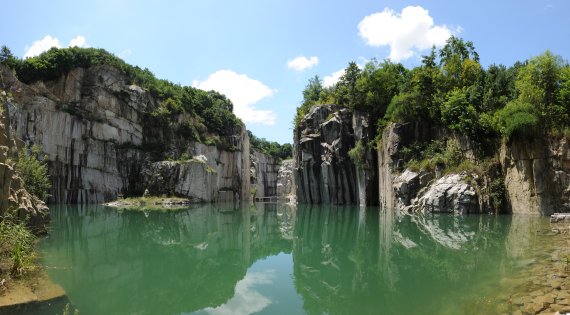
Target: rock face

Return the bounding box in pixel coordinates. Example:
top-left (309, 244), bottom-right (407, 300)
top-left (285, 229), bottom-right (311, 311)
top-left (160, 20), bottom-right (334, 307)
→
top-left (276, 159), bottom-right (295, 201)
top-left (501, 137), bottom-right (570, 215)
top-left (0, 64), bottom-right (250, 204)
top-left (410, 174), bottom-right (479, 214)
top-left (250, 150), bottom-right (279, 199)
top-left (0, 91), bottom-right (49, 232)
top-left (378, 122), bottom-right (437, 211)
top-left (294, 104), bottom-right (380, 205)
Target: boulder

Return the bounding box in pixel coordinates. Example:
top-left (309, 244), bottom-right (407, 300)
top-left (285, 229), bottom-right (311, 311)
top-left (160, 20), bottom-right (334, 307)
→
top-left (411, 174), bottom-right (479, 214)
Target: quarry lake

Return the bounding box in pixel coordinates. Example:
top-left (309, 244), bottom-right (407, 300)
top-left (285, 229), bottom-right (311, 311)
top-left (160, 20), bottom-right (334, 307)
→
top-left (32, 204), bottom-right (560, 315)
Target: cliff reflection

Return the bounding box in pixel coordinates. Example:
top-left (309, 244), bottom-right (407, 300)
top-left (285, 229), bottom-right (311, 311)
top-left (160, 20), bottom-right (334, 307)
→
top-left (42, 204), bottom-right (545, 315)
top-left (292, 207), bottom-right (518, 314)
top-left (43, 203), bottom-right (294, 315)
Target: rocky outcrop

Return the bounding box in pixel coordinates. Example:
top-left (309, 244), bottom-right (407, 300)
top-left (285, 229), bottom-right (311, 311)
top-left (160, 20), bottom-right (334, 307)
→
top-left (294, 104), bottom-right (356, 204)
top-left (0, 64), bottom-right (250, 204)
top-left (250, 150), bottom-right (279, 199)
top-left (294, 104), bottom-right (381, 205)
top-left (378, 122), bottom-right (438, 210)
top-left (0, 91), bottom-right (49, 232)
top-left (501, 137), bottom-right (570, 215)
top-left (276, 159), bottom-right (295, 201)
top-left (409, 174), bottom-right (479, 214)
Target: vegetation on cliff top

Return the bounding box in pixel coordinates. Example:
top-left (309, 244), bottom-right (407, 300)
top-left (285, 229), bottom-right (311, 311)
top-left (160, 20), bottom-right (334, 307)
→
top-left (248, 130), bottom-right (292, 161)
top-left (296, 37), bottom-right (570, 147)
top-left (1, 45), bottom-right (242, 139)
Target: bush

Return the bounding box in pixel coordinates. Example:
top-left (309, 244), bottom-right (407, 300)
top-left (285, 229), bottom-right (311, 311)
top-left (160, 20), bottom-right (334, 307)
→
top-left (440, 89), bottom-right (479, 135)
top-left (385, 92), bottom-right (422, 122)
top-left (0, 216), bottom-right (36, 276)
top-left (15, 146), bottom-right (51, 201)
top-left (348, 140), bottom-right (367, 169)
top-left (495, 101), bottom-right (539, 138)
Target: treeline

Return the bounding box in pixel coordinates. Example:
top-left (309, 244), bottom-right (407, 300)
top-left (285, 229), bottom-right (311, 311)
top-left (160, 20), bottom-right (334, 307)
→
top-left (248, 130), bottom-right (292, 161)
top-left (0, 46), bottom-right (241, 137)
top-left (296, 37), bottom-right (570, 150)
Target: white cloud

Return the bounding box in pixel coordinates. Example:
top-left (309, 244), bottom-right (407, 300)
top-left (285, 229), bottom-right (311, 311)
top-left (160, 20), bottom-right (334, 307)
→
top-left (358, 6), bottom-right (456, 61)
top-left (204, 270), bottom-right (275, 315)
top-left (24, 35), bottom-right (61, 58)
top-left (68, 35), bottom-right (88, 48)
top-left (193, 70), bottom-right (277, 125)
top-left (287, 56), bottom-right (319, 71)
top-left (323, 68), bottom-right (345, 88)
top-left (24, 35), bottom-right (90, 58)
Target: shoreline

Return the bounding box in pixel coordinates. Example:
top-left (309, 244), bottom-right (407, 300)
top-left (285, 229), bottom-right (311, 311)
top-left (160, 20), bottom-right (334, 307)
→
top-left (0, 268), bottom-right (66, 313)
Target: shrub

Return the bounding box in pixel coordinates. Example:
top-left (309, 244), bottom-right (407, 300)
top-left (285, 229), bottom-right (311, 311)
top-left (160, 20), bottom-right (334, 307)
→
top-left (15, 146), bottom-right (51, 201)
top-left (440, 89), bottom-right (479, 135)
top-left (495, 101), bottom-right (539, 138)
top-left (348, 140), bottom-right (367, 169)
top-left (0, 216), bottom-right (36, 276)
top-left (385, 92), bottom-right (422, 122)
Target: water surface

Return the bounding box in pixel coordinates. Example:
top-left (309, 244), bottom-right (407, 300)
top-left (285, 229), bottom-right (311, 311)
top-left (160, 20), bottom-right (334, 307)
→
top-left (35, 204), bottom-right (549, 314)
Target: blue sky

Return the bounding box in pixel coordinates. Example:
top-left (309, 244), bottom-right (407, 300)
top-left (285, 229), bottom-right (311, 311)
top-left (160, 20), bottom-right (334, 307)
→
top-left (1, 0), bottom-right (569, 144)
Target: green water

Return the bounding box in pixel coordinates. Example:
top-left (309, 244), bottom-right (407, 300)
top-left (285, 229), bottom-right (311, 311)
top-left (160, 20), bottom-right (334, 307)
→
top-left (35, 204), bottom-right (547, 315)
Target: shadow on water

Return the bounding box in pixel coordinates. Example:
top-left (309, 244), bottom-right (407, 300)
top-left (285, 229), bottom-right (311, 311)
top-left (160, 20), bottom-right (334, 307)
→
top-left (32, 204), bottom-right (547, 315)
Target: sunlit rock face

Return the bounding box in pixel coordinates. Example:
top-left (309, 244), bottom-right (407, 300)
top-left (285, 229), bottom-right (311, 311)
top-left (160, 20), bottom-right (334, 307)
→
top-left (276, 159), bottom-right (295, 201)
top-left (0, 64), bottom-right (250, 204)
top-left (0, 83), bottom-right (49, 231)
top-left (250, 149), bottom-right (279, 199)
top-left (501, 137), bottom-right (570, 215)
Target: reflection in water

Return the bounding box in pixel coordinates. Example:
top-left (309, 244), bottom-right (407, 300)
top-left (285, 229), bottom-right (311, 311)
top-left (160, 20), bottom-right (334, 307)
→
top-left (40, 204), bottom-right (548, 315)
top-left (202, 270), bottom-right (276, 315)
top-left (43, 203), bottom-right (294, 315)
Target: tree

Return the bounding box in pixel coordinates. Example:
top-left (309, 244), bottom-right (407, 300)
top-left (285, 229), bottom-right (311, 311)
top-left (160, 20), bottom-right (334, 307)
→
top-left (439, 36), bottom-right (481, 89)
top-left (357, 59), bottom-right (406, 117)
top-left (334, 62), bottom-right (362, 108)
top-left (0, 45), bottom-right (18, 70)
top-left (515, 51), bottom-right (568, 130)
top-left (302, 75), bottom-right (323, 108)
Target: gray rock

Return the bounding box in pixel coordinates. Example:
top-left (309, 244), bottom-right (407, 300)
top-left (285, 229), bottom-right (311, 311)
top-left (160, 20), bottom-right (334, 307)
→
top-left (411, 174), bottom-right (479, 214)
top-left (0, 64), bottom-right (251, 204)
top-left (293, 104), bottom-right (357, 205)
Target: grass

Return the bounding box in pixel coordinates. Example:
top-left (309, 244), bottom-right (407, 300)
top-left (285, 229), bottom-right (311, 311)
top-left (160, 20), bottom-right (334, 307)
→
top-left (0, 215), bottom-right (37, 278)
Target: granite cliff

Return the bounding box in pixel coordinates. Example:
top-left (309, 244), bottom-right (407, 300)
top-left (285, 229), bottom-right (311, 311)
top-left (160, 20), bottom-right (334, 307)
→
top-left (0, 64), bottom-right (251, 204)
top-left (294, 104), bottom-right (570, 215)
top-left (0, 90), bottom-right (49, 231)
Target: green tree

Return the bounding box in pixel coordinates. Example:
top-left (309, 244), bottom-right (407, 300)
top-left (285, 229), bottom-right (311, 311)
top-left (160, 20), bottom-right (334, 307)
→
top-left (515, 51), bottom-right (568, 130)
top-left (334, 62), bottom-right (362, 108)
top-left (440, 88), bottom-right (479, 135)
top-left (357, 59), bottom-right (406, 117)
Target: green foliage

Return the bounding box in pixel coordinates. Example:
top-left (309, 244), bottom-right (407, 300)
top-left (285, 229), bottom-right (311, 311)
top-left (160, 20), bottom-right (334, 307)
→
top-left (495, 101), bottom-right (539, 138)
top-left (8, 46), bottom-right (242, 138)
top-left (248, 130), bottom-right (292, 161)
top-left (515, 51), bottom-right (569, 131)
top-left (295, 76), bottom-right (324, 127)
top-left (0, 215), bottom-right (36, 276)
top-left (440, 89), bottom-right (479, 135)
top-left (15, 146), bottom-right (51, 202)
top-left (0, 45), bottom-right (18, 70)
top-left (334, 62), bottom-right (362, 108)
top-left (405, 139), bottom-right (466, 173)
top-left (385, 91), bottom-right (422, 123)
top-left (348, 140), bottom-right (366, 169)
